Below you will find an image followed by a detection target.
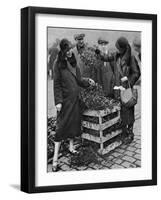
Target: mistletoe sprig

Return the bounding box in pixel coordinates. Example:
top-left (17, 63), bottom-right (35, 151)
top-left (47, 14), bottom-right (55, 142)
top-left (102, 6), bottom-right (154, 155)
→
top-left (79, 47), bottom-right (102, 80)
top-left (80, 84), bottom-right (120, 111)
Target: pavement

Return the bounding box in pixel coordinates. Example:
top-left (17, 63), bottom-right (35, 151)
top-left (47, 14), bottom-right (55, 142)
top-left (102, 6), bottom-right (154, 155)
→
top-left (48, 79), bottom-right (141, 172)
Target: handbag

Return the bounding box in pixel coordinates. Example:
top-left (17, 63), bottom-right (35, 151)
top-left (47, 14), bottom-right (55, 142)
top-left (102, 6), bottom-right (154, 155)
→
top-left (120, 82), bottom-right (138, 107)
top-left (117, 58), bottom-right (138, 107)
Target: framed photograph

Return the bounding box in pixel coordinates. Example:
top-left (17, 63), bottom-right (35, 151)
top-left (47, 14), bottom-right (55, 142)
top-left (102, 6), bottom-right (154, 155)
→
top-left (21, 6), bottom-right (157, 193)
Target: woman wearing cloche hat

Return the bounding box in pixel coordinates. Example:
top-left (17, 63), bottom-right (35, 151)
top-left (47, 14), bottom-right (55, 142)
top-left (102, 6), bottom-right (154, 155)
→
top-left (52, 38), bottom-right (95, 171)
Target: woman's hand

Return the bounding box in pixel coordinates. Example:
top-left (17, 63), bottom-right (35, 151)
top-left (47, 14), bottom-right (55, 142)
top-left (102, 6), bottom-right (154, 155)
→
top-left (88, 78), bottom-right (95, 86)
top-left (121, 76), bottom-right (128, 82)
top-left (119, 86), bottom-right (126, 91)
top-left (55, 103), bottom-right (62, 112)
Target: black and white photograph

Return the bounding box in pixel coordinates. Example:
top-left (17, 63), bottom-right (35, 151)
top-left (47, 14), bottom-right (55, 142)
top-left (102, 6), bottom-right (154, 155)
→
top-left (20, 7), bottom-right (157, 193)
top-left (47, 27), bottom-right (141, 173)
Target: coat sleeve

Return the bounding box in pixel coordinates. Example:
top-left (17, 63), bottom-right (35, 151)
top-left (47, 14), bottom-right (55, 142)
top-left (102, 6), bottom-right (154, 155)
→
top-left (128, 55), bottom-right (141, 87)
top-left (53, 61), bottom-right (63, 105)
top-left (76, 66), bottom-right (90, 88)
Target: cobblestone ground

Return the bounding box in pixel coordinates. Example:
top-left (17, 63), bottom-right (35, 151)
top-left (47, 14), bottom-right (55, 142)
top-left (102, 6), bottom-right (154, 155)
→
top-left (48, 79), bottom-right (141, 172)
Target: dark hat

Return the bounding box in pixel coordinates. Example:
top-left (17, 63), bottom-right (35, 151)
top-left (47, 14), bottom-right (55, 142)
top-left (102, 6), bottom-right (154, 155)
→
top-left (115, 37), bottom-right (129, 50)
top-left (59, 38), bottom-right (72, 53)
top-left (98, 37), bottom-right (109, 45)
top-left (74, 33), bottom-right (85, 40)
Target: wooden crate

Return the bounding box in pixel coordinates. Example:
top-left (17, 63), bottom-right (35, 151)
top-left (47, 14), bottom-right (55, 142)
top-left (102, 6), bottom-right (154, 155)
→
top-left (81, 105), bottom-right (122, 155)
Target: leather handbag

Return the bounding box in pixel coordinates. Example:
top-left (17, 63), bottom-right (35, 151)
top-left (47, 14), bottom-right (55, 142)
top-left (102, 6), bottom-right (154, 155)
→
top-left (120, 82), bottom-right (138, 107)
top-left (117, 58), bottom-right (138, 107)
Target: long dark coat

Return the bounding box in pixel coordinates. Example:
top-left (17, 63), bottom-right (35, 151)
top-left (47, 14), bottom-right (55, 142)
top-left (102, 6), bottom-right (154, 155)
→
top-left (114, 54), bottom-right (140, 125)
top-left (100, 52), bottom-right (141, 125)
top-left (53, 59), bottom-right (89, 142)
top-left (100, 61), bottom-right (115, 97)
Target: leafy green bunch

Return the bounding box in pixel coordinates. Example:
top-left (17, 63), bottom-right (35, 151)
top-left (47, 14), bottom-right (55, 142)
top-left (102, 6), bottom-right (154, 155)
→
top-left (80, 84), bottom-right (120, 111)
top-left (80, 47), bottom-right (102, 80)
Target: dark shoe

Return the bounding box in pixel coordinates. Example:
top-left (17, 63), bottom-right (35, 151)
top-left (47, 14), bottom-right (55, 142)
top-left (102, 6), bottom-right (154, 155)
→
top-left (128, 132), bottom-right (134, 142)
top-left (124, 133), bottom-right (134, 144)
top-left (69, 149), bottom-right (79, 155)
top-left (125, 124), bottom-right (134, 144)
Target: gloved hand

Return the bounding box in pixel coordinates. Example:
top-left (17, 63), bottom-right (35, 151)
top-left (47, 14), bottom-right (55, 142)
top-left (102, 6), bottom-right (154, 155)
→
top-left (88, 78), bottom-right (95, 86)
top-left (55, 103), bottom-right (62, 112)
top-left (119, 86), bottom-right (126, 91)
top-left (121, 76), bottom-right (128, 82)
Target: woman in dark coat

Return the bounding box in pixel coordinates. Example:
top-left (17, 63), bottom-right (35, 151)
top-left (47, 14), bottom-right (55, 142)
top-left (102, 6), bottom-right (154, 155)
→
top-left (52, 39), bottom-right (95, 171)
top-left (96, 37), bottom-right (140, 144)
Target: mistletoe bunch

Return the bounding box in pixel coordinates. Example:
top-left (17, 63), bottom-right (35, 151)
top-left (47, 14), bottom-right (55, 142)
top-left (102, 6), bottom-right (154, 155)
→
top-left (79, 47), bottom-right (102, 80)
top-left (80, 84), bottom-right (120, 111)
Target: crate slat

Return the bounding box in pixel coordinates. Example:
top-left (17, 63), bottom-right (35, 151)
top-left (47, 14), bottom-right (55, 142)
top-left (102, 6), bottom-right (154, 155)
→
top-left (83, 106), bottom-right (120, 117)
top-left (98, 140), bottom-right (122, 155)
top-left (101, 115), bottom-right (120, 130)
top-left (82, 129), bottom-right (122, 144)
top-left (82, 116), bottom-right (120, 131)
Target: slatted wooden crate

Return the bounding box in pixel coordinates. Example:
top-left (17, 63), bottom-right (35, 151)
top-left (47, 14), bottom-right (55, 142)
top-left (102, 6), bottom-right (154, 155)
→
top-left (81, 105), bottom-right (122, 155)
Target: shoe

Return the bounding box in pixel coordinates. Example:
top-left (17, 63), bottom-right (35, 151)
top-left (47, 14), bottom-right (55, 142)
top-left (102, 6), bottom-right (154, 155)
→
top-left (128, 133), bottom-right (134, 143)
top-left (124, 134), bottom-right (134, 144)
top-left (69, 149), bottom-right (79, 155)
top-left (52, 161), bottom-right (58, 172)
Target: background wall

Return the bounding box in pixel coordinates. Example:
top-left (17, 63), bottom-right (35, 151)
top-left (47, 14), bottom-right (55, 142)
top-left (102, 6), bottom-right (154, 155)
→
top-left (0, 0), bottom-right (160, 199)
top-left (48, 27), bottom-right (140, 48)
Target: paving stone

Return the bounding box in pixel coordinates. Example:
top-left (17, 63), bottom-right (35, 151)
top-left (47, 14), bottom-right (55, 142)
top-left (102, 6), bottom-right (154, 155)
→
top-left (126, 146), bottom-right (137, 152)
top-left (100, 165), bottom-right (110, 169)
top-left (101, 160), bottom-right (108, 165)
top-left (104, 155), bottom-right (114, 161)
top-left (124, 151), bottom-right (135, 157)
top-left (101, 160), bottom-right (113, 168)
top-left (60, 164), bottom-right (71, 171)
top-left (110, 164), bottom-right (125, 169)
top-left (88, 162), bottom-right (95, 167)
top-left (111, 152), bottom-right (122, 158)
top-left (69, 168), bottom-right (77, 171)
top-left (135, 143), bottom-right (141, 149)
top-left (135, 140), bottom-right (141, 144)
top-left (97, 157), bottom-right (104, 162)
top-left (86, 167), bottom-right (95, 170)
top-left (135, 135), bottom-right (141, 139)
top-left (135, 149), bottom-right (141, 154)
top-left (113, 158), bottom-right (123, 165)
top-left (135, 160), bottom-right (141, 167)
top-left (120, 144), bottom-right (128, 149)
top-left (92, 164), bottom-right (104, 170)
top-left (130, 142), bottom-right (136, 147)
top-left (115, 148), bottom-right (125, 154)
top-left (134, 153), bottom-right (141, 160)
top-left (121, 161), bottom-right (136, 168)
top-left (76, 166), bottom-right (87, 170)
top-left (122, 155), bottom-right (136, 163)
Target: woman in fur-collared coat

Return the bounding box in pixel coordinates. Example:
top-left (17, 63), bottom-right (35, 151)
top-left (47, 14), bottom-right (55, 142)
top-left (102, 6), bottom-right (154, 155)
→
top-left (52, 38), bottom-right (95, 171)
top-left (96, 37), bottom-right (140, 144)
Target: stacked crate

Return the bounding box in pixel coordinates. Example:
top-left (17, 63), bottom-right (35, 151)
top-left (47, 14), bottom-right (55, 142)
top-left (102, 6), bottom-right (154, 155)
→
top-left (81, 105), bottom-right (122, 155)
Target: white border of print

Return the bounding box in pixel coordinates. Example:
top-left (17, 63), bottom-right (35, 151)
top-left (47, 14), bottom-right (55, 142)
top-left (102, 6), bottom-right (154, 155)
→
top-left (35, 14), bottom-right (152, 187)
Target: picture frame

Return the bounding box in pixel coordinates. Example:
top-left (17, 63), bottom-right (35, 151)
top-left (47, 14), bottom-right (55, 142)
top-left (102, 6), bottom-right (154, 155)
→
top-left (21, 6), bottom-right (157, 193)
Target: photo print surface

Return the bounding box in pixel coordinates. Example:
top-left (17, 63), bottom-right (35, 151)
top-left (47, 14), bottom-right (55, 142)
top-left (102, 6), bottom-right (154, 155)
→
top-left (47, 27), bottom-right (141, 173)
